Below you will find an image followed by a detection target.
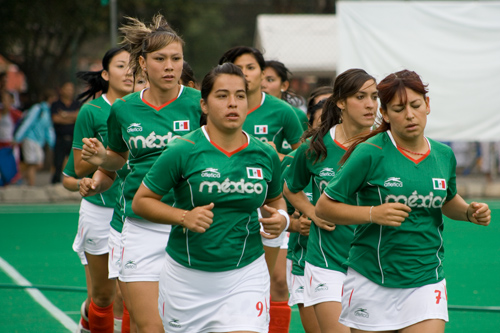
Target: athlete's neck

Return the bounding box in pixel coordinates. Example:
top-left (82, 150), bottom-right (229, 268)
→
top-left (205, 125), bottom-right (246, 152)
top-left (392, 132), bottom-right (428, 154)
top-left (247, 88), bottom-right (262, 111)
top-left (336, 122), bottom-right (371, 147)
top-left (105, 88), bottom-right (127, 105)
top-left (143, 84), bottom-right (180, 107)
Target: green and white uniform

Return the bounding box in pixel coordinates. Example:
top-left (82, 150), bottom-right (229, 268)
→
top-left (244, 92), bottom-right (303, 155)
top-left (70, 95), bottom-right (116, 257)
top-left (143, 127), bottom-right (281, 332)
top-left (285, 125), bottom-right (356, 306)
top-left (107, 86), bottom-right (202, 282)
top-left (285, 126), bottom-right (356, 272)
top-left (324, 130), bottom-right (457, 288)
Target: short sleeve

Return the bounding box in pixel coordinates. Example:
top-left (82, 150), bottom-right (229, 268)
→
top-left (266, 147), bottom-right (284, 199)
top-left (284, 142), bottom-right (312, 193)
top-left (282, 106), bottom-right (304, 146)
top-left (72, 105), bottom-right (95, 149)
top-left (446, 149), bottom-right (458, 201)
top-left (142, 140), bottom-right (186, 196)
top-left (107, 103), bottom-right (128, 153)
top-left (323, 145), bottom-right (373, 203)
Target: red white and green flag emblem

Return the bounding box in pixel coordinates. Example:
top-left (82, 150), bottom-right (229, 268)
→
top-left (432, 178), bottom-right (447, 190)
top-left (254, 125), bottom-right (268, 135)
top-left (247, 167), bottom-right (263, 179)
top-left (174, 120), bottom-right (190, 131)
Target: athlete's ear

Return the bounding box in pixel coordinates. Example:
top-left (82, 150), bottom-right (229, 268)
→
top-left (425, 96), bottom-right (430, 116)
top-left (101, 70), bottom-right (109, 82)
top-left (381, 107), bottom-right (389, 123)
top-left (336, 99), bottom-right (346, 110)
top-left (138, 55), bottom-right (146, 72)
top-left (280, 80), bottom-right (289, 92)
top-left (200, 98), bottom-right (208, 115)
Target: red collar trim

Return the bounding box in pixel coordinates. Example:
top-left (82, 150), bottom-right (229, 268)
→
top-left (210, 139), bottom-right (249, 157)
top-left (142, 95), bottom-right (178, 111)
top-left (397, 148), bottom-right (430, 164)
top-left (334, 139), bottom-right (348, 151)
top-left (247, 92), bottom-right (265, 115)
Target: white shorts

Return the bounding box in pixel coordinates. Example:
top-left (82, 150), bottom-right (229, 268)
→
top-left (77, 251), bottom-right (88, 265)
top-left (280, 232), bottom-right (289, 250)
top-left (119, 217), bottom-right (170, 282)
top-left (339, 268), bottom-right (449, 331)
top-left (159, 254), bottom-right (270, 333)
top-left (287, 259), bottom-right (305, 306)
top-left (304, 262), bottom-right (345, 307)
top-left (21, 139), bottom-right (44, 165)
top-left (72, 199), bottom-right (113, 256)
top-left (262, 230), bottom-right (288, 248)
top-left (108, 227), bottom-right (122, 279)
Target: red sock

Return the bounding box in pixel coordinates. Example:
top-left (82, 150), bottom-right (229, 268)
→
top-left (89, 299), bottom-right (114, 333)
top-left (80, 316), bottom-right (90, 330)
top-left (121, 302), bottom-right (130, 333)
top-left (269, 301), bottom-right (291, 333)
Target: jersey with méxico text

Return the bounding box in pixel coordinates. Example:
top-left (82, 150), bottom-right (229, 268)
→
top-left (323, 131), bottom-right (457, 288)
top-left (71, 95), bottom-right (119, 207)
top-left (285, 125), bottom-right (356, 272)
top-left (244, 93), bottom-right (303, 154)
top-left (107, 86), bottom-right (202, 226)
top-left (143, 127), bottom-right (282, 272)
top-left (281, 106), bottom-right (309, 154)
top-left (282, 151), bottom-right (312, 276)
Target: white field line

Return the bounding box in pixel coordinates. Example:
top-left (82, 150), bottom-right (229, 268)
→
top-left (0, 256), bottom-right (77, 332)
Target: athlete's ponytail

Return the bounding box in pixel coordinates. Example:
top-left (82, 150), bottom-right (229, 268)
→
top-left (77, 46), bottom-right (128, 102)
top-left (120, 14), bottom-right (184, 77)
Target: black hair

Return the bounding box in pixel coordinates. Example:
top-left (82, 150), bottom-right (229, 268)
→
top-left (218, 46), bottom-right (266, 71)
top-left (181, 61), bottom-right (197, 86)
top-left (201, 63), bottom-right (247, 101)
top-left (264, 60), bottom-right (305, 108)
top-left (76, 47), bottom-right (128, 102)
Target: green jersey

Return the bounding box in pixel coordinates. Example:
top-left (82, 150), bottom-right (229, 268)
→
top-left (143, 127), bottom-right (283, 272)
top-left (323, 131), bottom-right (457, 288)
top-left (63, 149), bottom-right (77, 178)
top-left (282, 151), bottom-right (312, 276)
top-left (244, 93), bottom-right (303, 154)
top-left (109, 161), bottom-right (130, 233)
top-left (280, 106), bottom-right (308, 154)
top-left (285, 125), bottom-right (356, 272)
top-left (72, 95), bottom-right (118, 207)
top-left (107, 87), bottom-right (202, 223)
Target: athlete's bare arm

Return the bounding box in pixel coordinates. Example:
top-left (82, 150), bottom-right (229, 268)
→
top-left (442, 194), bottom-right (490, 226)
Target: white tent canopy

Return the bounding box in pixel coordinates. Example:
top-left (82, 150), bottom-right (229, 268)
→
top-left (255, 14), bottom-right (338, 77)
top-left (337, 1), bottom-right (500, 141)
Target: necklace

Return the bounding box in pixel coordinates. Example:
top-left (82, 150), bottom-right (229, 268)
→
top-left (397, 145), bottom-right (428, 156)
top-left (340, 124), bottom-right (350, 142)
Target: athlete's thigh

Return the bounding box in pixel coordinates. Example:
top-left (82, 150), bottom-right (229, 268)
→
top-left (126, 281), bottom-right (161, 327)
top-left (314, 301), bottom-right (349, 333)
top-left (399, 319), bottom-right (445, 333)
top-left (297, 303), bottom-right (320, 333)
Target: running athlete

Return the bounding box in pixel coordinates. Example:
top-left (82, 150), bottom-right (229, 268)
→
top-left (315, 70), bottom-right (491, 333)
top-left (71, 46), bottom-right (133, 333)
top-left (284, 91), bottom-right (332, 333)
top-left (219, 47), bottom-right (304, 330)
top-left (260, 59), bottom-right (310, 332)
top-left (132, 62), bottom-right (288, 333)
top-left (284, 69), bottom-right (378, 333)
top-left (81, 15), bottom-right (202, 333)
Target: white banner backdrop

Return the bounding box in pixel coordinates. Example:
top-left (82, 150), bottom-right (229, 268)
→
top-left (337, 1), bottom-right (500, 141)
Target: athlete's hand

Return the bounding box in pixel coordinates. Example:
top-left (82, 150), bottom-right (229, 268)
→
top-left (81, 138), bottom-right (106, 166)
top-left (371, 203), bottom-right (411, 227)
top-left (79, 177), bottom-right (101, 197)
top-left (467, 202), bottom-right (491, 226)
top-left (259, 204), bottom-right (287, 239)
top-left (183, 203), bottom-right (214, 233)
top-left (298, 214), bottom-right (312, 236)
top-left (312, 214), bottom-right (336, 232)
top-left (266, 141), bottom-right (278, 152)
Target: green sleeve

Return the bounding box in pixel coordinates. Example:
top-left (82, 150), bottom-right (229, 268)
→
top-left (266, 147), bottom-right (284, 200)
top-left (293, 106), bottom-right (309, 131)
top-left (142, 140), bottom-right (186, 196)
top-left (282, 106), bottom-right (304, 146)
top-left (284, 142), bottom-right (312, 193)
top-left (446, 148), bottom-right (458, 201)
top-left (63, 149), bottom-right (77, 178)
top-left (72, 105), bottom-right (95, 149)
top-left (323, 144), bottom-right (372, 203)
top-left (107, 103), bottom-right (128, 153)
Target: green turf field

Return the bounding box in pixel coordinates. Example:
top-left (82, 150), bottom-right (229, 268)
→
top-left (0, 203), bottom-right (499, 332)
